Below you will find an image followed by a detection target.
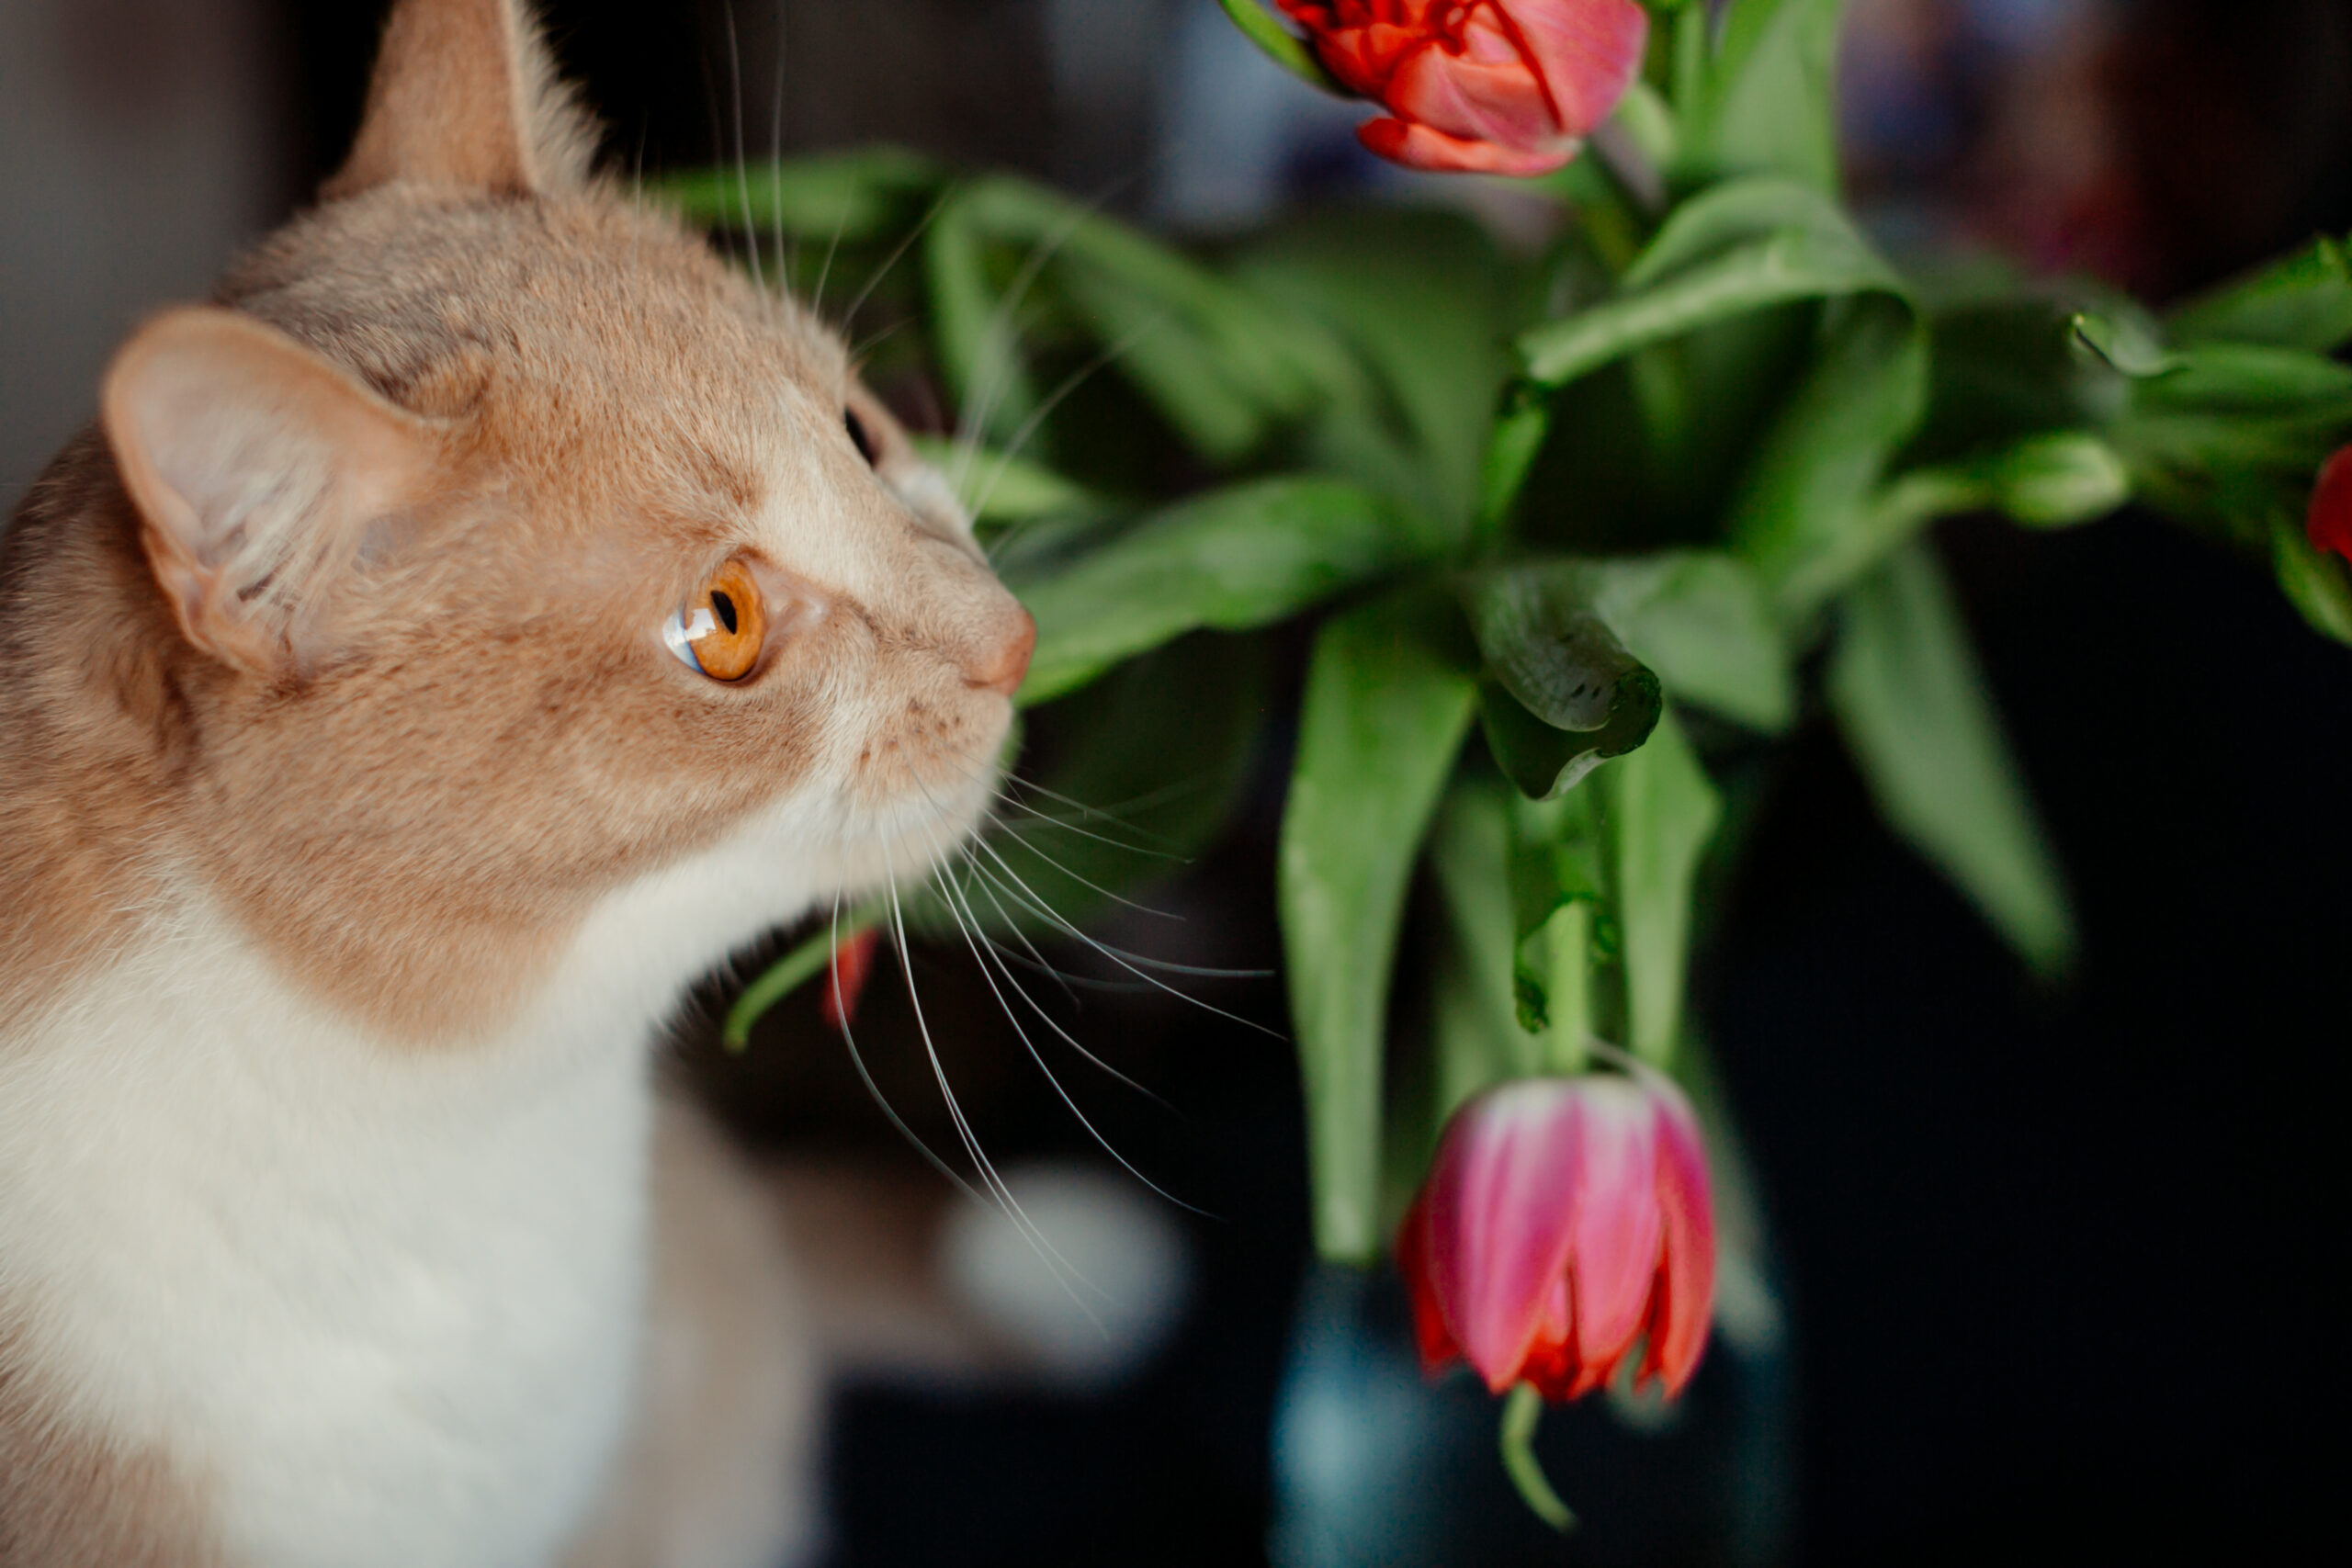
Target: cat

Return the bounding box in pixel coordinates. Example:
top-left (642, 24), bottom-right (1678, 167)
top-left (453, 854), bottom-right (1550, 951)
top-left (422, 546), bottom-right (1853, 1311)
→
top-left (0, 0), bottom-right (1043, 1562)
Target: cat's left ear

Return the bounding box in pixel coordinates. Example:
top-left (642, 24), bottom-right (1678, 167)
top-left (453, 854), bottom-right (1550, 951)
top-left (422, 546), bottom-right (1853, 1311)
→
top-left (322, 0), bottom-right (594, 201)
top-left (102, 309), bottom-right (442, 674)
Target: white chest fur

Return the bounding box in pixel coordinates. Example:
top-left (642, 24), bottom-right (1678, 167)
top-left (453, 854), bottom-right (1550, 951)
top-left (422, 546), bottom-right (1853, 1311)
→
top-left (0, 888), bottom-right (693, 1568)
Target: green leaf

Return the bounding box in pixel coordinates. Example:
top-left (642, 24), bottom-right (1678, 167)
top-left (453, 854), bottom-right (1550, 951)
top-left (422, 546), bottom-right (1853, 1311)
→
top-left (908, 435), bottom-right (1100, 527)
top-left (1729, 296), bottom-right (1930, 620)
top-left (1214, 0), bottom-right (1346, 92)
top-left (1827, 543), bottom-right (2075, 976)
top-left (2168, 234), bottom-right (2352, 355)
top-left (1677, 0), bottom-right (1850, 195)
top-left (956, 178), bottom-right (1324, 462)
top-left (1601, 710), bottom-right (1720, 1066)
top-left (1519, 207), bottom-right (1902, 389)
top-left (2271, 513), bottom-right (2352, 648)
top-left (1010, 477), bottom-right (1421, 705)
top-left (1462, 564), bottom-right (1666, 798)
top-left (722, 909), bottom-right (882, 1049)
top-left (1586, 552), bottom-right (1795, 730)
top-left (655, 147), bottom-right (943, 240)
top-left (1233, 209), bottom-right (1519, 536)
top-left (1281, 591), bottom-right (1480, 1263)
top-left (925, 191), bottom-right (1036, 445)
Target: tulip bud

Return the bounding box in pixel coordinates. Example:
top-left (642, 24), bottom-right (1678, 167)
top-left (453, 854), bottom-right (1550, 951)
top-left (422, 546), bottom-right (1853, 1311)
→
top-left (1397, 1066), bottom-right (1715, 1402)
top-left (2310, 446), bottom-right (2352, 563)
top-left (1273, 0), bottom-right (1651, 175)
top-left (821, 927), bottom-right (884, 1032)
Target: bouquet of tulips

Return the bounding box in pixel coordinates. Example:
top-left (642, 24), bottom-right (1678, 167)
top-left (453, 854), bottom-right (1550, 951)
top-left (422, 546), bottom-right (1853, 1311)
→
top-left (667, 0), bottom-right (2352, 1519)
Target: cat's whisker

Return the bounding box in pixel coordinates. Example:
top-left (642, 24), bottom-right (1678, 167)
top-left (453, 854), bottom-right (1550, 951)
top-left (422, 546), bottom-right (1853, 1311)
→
top-left (885, 852), bottom-right (1105, 1311)
top-left (989, 795), bottom-right (1187, 864)
top-left (768, 9), bottom-right (793, 297)
top-left (960, 840), bottom-right (1281, 1024)
top-left (920, 835), bottom-right (1199, 1212)
top-left (977, 818), bottom-right (1187, 923)
top-left (836, 188), bottom-right (951, 338)
top-left (827, 890), bottom-right (987, 1213)
top-left (847, 318), bottom-right (911, 366)
top-left (946, 858), bottom-right (1182, 1110)
top-left (970, 316), bottom-right (1162, 529)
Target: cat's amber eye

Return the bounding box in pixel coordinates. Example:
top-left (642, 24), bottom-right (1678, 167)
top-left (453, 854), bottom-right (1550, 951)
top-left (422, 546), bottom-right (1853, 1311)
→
top-left (661, 558), bottom-right (767, 682)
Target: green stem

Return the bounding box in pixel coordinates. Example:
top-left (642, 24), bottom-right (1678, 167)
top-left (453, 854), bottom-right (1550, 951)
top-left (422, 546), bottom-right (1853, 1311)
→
top-left (721, 911), bottom-right (881, 1050)
top-left (1214, 0), bottom-right (1347, 94)
top-left (1543, 903), bottom-right (1592, 1077)
top-left (1500, 1383), bottom-right (1577, 1531)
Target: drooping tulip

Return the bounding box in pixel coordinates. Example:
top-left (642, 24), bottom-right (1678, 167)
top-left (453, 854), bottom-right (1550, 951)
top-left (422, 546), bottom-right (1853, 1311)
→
top-left (2309, 446), bottom-right (2352, 563)
top-left (1397, 1066), bottom-right (1714, 1401)
top-left (1275, 0), bottom-right (1650, 175)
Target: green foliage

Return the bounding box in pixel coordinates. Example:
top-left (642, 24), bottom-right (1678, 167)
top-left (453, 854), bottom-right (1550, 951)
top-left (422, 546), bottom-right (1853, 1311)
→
top-left (1828, 544), bottom-right (2075, 976)
top-left (1280, 592), bottom-right (1479, 1262)
top-left (667, 3), bottom-right (2352, 1269)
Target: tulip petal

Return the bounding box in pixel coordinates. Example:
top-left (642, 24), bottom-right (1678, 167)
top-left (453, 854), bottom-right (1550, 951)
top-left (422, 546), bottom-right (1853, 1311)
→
top-left (1419, 1079), bottom-right (1587, 1393)
top-left (1562, 1077), bottom-right (1663, 1381)
top-left (2309, 446), bottom-right (2352, 561)
top-left (1396, 1193), bottom-right (1462, 1373)
top-left (1385, 45), bottom-right (1562, 151)
top-left (1638, 1066), bottom-right (1716, 1394)
top-left (1357, 118), bottom-right (1577, 175)
top-left (1498, 0), bottom-right (1651, 139)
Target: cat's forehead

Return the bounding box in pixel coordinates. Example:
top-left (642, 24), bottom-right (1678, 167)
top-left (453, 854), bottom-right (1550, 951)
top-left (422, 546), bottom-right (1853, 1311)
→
top-left (220, 187), bottom-right (846, 511)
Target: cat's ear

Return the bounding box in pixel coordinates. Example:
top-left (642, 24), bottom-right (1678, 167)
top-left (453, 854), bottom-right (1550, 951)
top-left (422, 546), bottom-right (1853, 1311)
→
top-left (102, 309), bottom-right (441, 673)
top-left (322, 0), bottom-right (594, 201)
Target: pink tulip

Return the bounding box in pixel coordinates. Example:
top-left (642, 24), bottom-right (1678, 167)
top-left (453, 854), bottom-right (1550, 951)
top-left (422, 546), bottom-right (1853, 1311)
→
top-left (1276, 0), bottom-right (1650, 175)
top-left (2309, 446), bottom-right (2352, 563)
top-left (1397, 1068), bottom-right (1715, 1401)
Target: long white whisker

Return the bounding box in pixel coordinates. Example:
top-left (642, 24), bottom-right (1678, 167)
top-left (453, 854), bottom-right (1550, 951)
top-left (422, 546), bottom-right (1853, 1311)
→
top-left (971, 316), bottom-right (1164, 529)
top-left (721, 2), bottom-right (764, 293)
top-left (839, 189), bottom-right (951, 333)
top-left (827, 892), bottom-right (983, 1208)
top-left (887, 850), bottom-right (1103, 1308)
top-left (964, 840), bottom-right (1282, 1018)
top-left (938, 853), bottom-right (1176, 1108)
top-left (921, 844), bottom-right (1203, 1214)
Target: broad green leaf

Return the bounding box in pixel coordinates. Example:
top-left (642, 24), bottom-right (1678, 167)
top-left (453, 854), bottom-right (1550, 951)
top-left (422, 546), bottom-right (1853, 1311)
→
top-left (956, 178), bottom-right (1323, 461)
top-left (1281, 591), bottom-right (1480, 1263)
top-left (1827, 543), bottom-right (2075, 976)
top-left (925, 192), bottom-right (1036, 444)
top-left (657, 147), bottom-right (943, 240)
top-left (1601, 710), bottom-right (1720, 1067)
top-left (1622, 177), bottom-right (1870, 290)
top-left (1585, 552), bottom-right (1794, 731)
top-left (2271, 513), bottom-right (2352, 648)
top-left (1519, 225), bottom-right (1901, 389)
top-left (1678, 0), bottom-right (1850, 195)
top-left (1462, 564), bottom-right (1666, 798)
top-left (1730, 296), bottom-right (1930, 619)
top-left (908, 435), bottom-right (1100, 528)
top-left (1010, 477), bottom-right (1420, 705)
top-left (1233, 209), bottom-right (1518, 536)
top-left (2168, 235), bottom-right (2352, 355)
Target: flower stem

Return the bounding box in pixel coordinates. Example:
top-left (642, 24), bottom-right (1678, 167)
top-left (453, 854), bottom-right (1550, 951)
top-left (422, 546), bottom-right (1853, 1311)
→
top-left (1214, 0), bottom-right (1346, 95)
top-left (1499, 1383), bottom-right (1577, 1531)
top-left (1543, 902), bottom-right (1592, 1077)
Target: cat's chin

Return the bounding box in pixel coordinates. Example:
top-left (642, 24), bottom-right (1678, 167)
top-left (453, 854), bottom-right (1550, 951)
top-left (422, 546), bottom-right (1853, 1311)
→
top-left (821, 772), bottom-right (1005, 902)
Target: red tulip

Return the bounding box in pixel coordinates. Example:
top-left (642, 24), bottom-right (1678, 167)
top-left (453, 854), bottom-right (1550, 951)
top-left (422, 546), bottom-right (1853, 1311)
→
top-left (2310, 446), bottom-right (2352, 563)
top-left (1275, 0), bottom-right (1650, 175)
top-left (1397, 1067), bottom-right (1714, 1401)
top-left (821, 927), bottom-right (884, 1032)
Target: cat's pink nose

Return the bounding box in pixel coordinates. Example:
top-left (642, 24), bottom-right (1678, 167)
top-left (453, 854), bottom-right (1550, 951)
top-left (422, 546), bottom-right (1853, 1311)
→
top-left (966, 609), bottom-right (1035, 697)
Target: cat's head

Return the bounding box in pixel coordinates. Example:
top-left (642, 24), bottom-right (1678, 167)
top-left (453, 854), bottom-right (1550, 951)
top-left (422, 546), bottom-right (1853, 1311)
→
top-left (87, 0), bottom-right (1032, 1034)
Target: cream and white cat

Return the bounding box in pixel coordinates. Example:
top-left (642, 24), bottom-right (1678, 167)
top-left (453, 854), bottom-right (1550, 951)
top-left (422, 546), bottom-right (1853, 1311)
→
top-left (0, 1), bottom-right (1041, 1562)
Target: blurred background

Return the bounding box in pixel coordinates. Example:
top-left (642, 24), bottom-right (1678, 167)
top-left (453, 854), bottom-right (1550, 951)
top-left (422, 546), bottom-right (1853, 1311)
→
top-left (4, 1), bottom-right (2345, 1562)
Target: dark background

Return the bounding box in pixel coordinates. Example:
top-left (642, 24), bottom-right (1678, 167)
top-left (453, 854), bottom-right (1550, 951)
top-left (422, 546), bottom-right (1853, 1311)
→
top-left (9, 2), bottom-right (2347, 1562)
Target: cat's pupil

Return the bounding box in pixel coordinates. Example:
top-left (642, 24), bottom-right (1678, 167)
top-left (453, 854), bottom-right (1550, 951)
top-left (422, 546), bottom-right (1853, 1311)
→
top-left (710, 591), bottom-right (739, 635)
top-left (844, 409), bottom-right (877, 467)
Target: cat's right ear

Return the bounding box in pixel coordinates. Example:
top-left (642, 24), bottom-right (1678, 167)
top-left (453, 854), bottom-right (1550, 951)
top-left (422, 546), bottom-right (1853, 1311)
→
top-left (102, 309), bottom-right (440, 674)
top-left (322, 0), bottom-right (594, 200)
